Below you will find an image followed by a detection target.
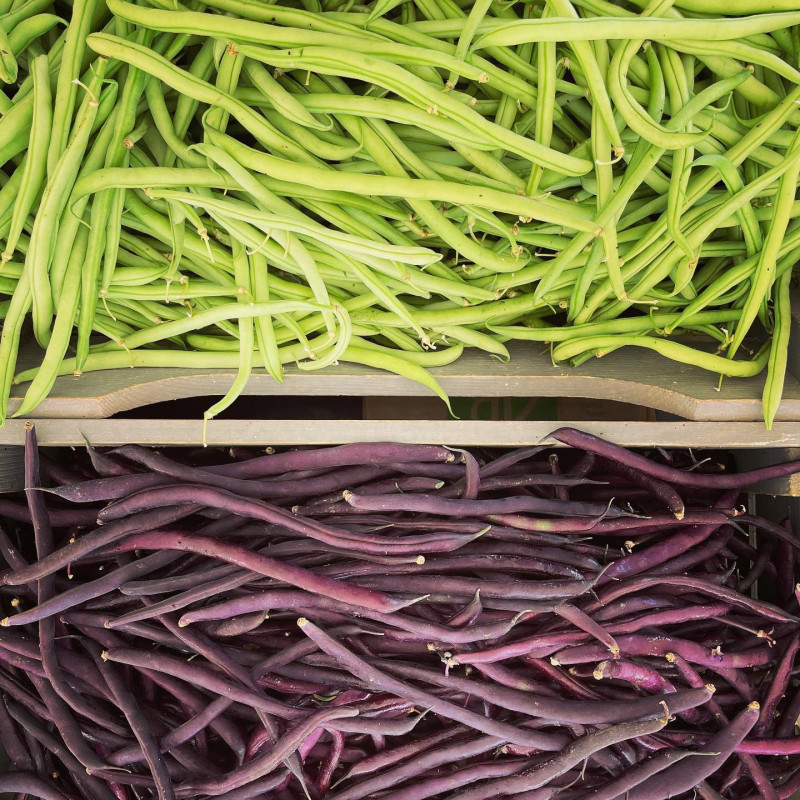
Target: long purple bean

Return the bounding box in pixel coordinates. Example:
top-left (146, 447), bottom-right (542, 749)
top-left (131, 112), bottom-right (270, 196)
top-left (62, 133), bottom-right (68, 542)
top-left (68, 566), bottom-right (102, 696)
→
top-left (624, 702), bottom-right (760, 800)
top-left (334, 727), bottom-right (463, 784)
top-left (550, 428), bottom-right (800, 490)
top-left (552, 634), bottom-right (771, 669)
top-left (0, 773), bottom-right (74, 800)
top-left (297, 619), bottom-right (568, 750)
top-left (107, 531), bottom-right (410, 613)
top-left (201, 443), bottom-right (457, 478)
top-left (2, 506), bottom-right (199, 587)
top-left (0, 696), bottom-right (34, 771)
top-left (381, 758), bottom-right (528, 800)
top-left (0, 498), bottom-right (99, 528)
top-left (108, 696), bottom-right (233, 766)
top-left (754, 631), bottom-right (799, 737)
top-left (176, 706), bottom-right (357, 796)
top-left (113, 445), bottom-right (393, 500)
top-left (330, 734), bottom-right (501, 800)
top-left (582, 749), bottom-right (694, 800)
top-left (2, 551), bottom-right (180, 627)
top-left (4, 699), bottom-right (116, 800)
top-left (108, 568), bottom-right (258, 628)
top-left (45, 472), bottom-right (172, 503)
top-left (96, 483), bottom-right (483, 556)
top-left (449, 714), bottom-right (669, 800)
top-left (381, 659), bottom-right (713, 723)
top-left (90, 645), bottom-right (175, 800)
top-left (342, 490), bottom-right (631, 518)
top-left (600, 457), bottom-right (686, 519)
top-left (592, 575), bottom-right (799, 623)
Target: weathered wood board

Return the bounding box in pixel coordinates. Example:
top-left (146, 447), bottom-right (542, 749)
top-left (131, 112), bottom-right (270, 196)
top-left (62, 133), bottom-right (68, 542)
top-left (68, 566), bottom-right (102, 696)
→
top-left (8, 340), bottom-right (800, 421)
top-left (0, 419), bottom-right (799, 448)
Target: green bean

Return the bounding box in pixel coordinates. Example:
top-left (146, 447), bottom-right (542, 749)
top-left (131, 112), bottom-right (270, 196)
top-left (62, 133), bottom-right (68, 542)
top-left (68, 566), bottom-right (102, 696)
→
top-left (6, 13), bottom-right (63, 55)
top-left (46, 0), bottom-right (99, 175)
top-left (553, 335), bottom-right (769, 377)
top-left (762, 256), bottom-right (793, 429)
top-left (27, 57), bottom-right (108, 348)
top-left (470, 9), bottom-right (800, 47)
top-left (1, 52), bottom-right (50, 262)
top-left (86, 33), bottom-right (318, 166)
top-left (727, 126), bottom-right (800, 359)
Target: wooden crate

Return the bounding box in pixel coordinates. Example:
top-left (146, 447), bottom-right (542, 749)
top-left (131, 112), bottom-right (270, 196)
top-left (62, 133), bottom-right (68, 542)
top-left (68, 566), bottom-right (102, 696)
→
top-left (0, 296), bottom-right (799, 486)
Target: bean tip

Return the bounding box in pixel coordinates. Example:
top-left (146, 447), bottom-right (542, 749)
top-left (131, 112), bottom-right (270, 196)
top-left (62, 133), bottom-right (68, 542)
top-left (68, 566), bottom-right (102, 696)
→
top-left (0, 617), bottom-right (8, 627)
top-left (101, 651), bottom-right (109, 661)
top-left (297, 617), bottom-right (308, 628)
top-left (748, 701), bottom-right (760, 710)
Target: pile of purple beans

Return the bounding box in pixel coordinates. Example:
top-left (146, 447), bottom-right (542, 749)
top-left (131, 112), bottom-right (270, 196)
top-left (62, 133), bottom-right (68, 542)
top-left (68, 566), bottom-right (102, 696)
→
top-left (0, 425), bottom-right (799, 800)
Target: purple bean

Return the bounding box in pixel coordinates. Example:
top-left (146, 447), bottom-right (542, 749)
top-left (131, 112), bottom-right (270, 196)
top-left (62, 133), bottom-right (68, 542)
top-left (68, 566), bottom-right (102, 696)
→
top-left (754, 631), bottom-right (799, 737)
top-left (600, 491), bottom-right (739, 583)
top-left (593, 659), bottom-right (676, 694)
top-left (477, 447), bottom-right (546, 479)
top-left (381, 659), bottom-right (713, 723)
top-left (176, 705), bottom-right (357, 797)
top-left (297, 618), bottom-right (568, 750)
top-left (740, 539), bottom-right (775, 592)
top-left (317, 729), bottom-right (345, 795)
top-left (2, 551), bottom-right (180, 627)
top-left (120, 561), bottom-right (242, 596)
top-left (600, 457), bottom-right (686, 519)
top-left (582, 749), bottom-right (694, 800)
top-left (5, 699), bottom-right (116, 800)
top-left (44, 473), bottom-right (171, 503)
top-left (737, 737), bottom-right (800, 755)
top-left (328, 553), bottom-right (584, 580)
top-left (108, 568), bottom-right (258, 629)
top-left (331, 735), bottom-right (501, 800)
top-left (447, 590), bottom-right (483, 627)
top-left (449, 714), bottom-right (669, 800)
top-left (209, 770), bottom-right (288, 800)
top-left (553, 603), bottom-right (618, 656)
top-left (381, 757), bottom-right (528, 800)
top-left (345, 573), bottom-right (595, 601)
top-left (2, 506), bottom-right (200, 587)
top-left (593, 575), bottom-right (798, 623)
top-left (107, 531), bottom-right (409, 613)
top-left (342, 490), bottom-right (631, 519)
top-left (97, 483), bottom-right (483, 556)
top-left (485, 509), bottom-right (727, 534)
top-left (775, 684), bottom-right (800, 738)
top-left (0, 695), bottom-right (34, 771)
top-left (29, 674), bottom-right (108, 773)
top-left (550, 428), bottom-right (800, 490)
top-left (623, 702), bottom-right (760, 800)
top-left (178, 588), bottom-right (531, 645)
top-left (0, 498), bottom-right (98, 528)
top-left (203, 443), bottom-right (457, 478)
top-left (114, 445), bottom-right (394, 500)
top-left (0, 773), bottom-right (75, 800)
top-left (335, 727), bottom-right (463, 784)
top-left (210, 610), bottom-right (269, 638)
top-left (648, 527), bottom-right (735, 578)
top-left (552, 634), bottom-right (771, 669)
top-left (108, 696), bottom-right (233, 767)
top-left (102, 647), bottom-right (302, 720)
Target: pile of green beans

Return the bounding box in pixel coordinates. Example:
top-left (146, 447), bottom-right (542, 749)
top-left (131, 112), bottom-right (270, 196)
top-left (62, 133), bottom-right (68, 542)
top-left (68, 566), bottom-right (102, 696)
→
top-left (1, 0), bottom-right (799, 428)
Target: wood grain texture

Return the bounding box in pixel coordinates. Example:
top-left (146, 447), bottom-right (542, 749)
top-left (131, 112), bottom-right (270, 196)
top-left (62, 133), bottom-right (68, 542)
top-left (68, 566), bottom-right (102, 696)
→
top-left (0, 419), bottom-right (799, 449)
top-left (9, 340), bottom-right (800, 421)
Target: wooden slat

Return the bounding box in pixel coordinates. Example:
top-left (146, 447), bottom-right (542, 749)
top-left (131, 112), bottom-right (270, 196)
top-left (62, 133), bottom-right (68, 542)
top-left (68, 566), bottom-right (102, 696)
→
top-left (1, 419), bottom-right (800, 448)
top-left (9, 340), bottom-right (800, 422)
